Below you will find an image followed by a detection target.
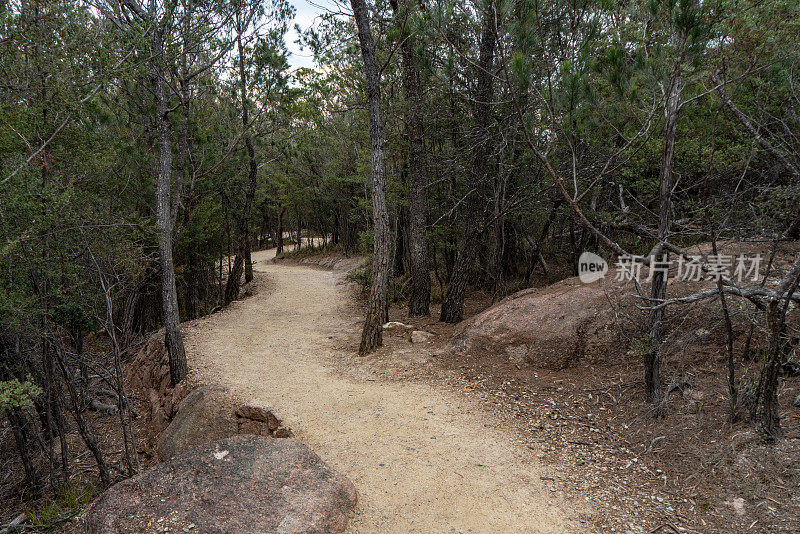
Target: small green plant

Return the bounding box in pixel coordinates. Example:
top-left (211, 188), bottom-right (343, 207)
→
top-left (28, 484), bottom-right (98, 531)
top-left (431, 285), bottom-right (444, 304)
top-left (0, 375), bottom-right (42, 411)
top-left (629, 333), bottom-right (654, 358)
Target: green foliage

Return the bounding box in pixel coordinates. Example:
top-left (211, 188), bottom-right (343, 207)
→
top-left (0, 376), bottom-right (42, 411)
top-left (27, 484), bottom-right (98, 531)
top-left (346, 263), bottom-right (372, 294)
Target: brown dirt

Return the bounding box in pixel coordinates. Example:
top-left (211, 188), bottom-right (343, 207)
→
top-left (366, 240), bottom-right (800, 534)
top-left (410, 331), bottom-right (800, 534)
top-left (182, 247), bottom-right (583, 533)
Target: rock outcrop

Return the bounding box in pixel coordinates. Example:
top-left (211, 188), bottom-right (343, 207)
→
top-left (447, 277), bottom-right (633, 369)
top-left (157, 386), bottom-right (295, 460)
top-left (410, 330), bottom-right (434, 344)
top-left (85, 435), bottom-right (358, 534)
top-left (156, 386), bottom-right (238, 460)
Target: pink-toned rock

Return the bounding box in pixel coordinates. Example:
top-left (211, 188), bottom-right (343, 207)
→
top-left (447, 277), bottom-right (632, 369)
top-left (156, 387), bottom-right (237, 460)
top-left (238, 419), bottom-right (268, 436)
top-left (274, 427), bottom-right (295, 439)
top-left (85, 435), bottom-right (357, 534)
top-left (236, 405), bottom-right (281, 430)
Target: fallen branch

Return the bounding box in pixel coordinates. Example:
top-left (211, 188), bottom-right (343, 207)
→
top-left (0, 513), bottom-right (27, 534)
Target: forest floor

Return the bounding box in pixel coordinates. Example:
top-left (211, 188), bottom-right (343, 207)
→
top-left (4, 245), bottom-right (795, 532)
top-left (181, 244), bottom-right (800, 534)
top-left (182, 247), bottom-right (582, 533)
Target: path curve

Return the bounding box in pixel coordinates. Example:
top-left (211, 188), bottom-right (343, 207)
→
top-left (184, 248), bottom-right (577, 533)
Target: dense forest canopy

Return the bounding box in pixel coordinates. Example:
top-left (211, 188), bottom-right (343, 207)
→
top-left (1, 0), bottom-right (800, 507)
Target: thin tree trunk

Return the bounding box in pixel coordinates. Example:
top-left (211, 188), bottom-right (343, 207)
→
top-left (392, 0), bottom-right (430, 316)
top-left (759, 300), bottom-right (785, 439)
top-left (54, 344), bottom-right (110, 486)
top-left (645, 71), bottom-right (683, 403)
top-left (393, 207), bottom-right (406, 277)
top-left (351, 0), bottom-right (390, 354)
top-left (493, 137), bottom-right (514, 302)
top-left (712, 73), bottom-right (800, 239)
top-left (756, 255), bottom-right (800, 439)
top-left (440, 1), bottom-right (496, 323)
top-left (151, 9), bottom-right (188, 386)
top-left (5, 407), bottom-right (39, 495)
top-left (276, 204), bottom-right (285, 253)
top-left (296, 213), bottom-right (302, 251)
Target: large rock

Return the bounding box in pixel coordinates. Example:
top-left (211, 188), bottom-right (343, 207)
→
top-left (410, 330), bottom-right (434, 344)
top-left (156, 386), bottom-right (237, 460)
top-left (85, 434), bottom-right (358, 534)
top-left (447, 277), bottom-right (632, 369)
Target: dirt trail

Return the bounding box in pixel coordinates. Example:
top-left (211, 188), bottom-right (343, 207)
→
top-left (184, 248), bottom-right (579, 533)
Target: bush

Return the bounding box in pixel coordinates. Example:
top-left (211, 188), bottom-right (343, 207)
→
top-left (0, 376), bottom-right (42, 411)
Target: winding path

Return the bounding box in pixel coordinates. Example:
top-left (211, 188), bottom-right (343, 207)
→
top-left (183, 248), bottom-right (578, 533)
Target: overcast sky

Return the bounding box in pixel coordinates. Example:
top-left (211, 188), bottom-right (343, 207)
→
top-left (285, 0), bottom-right (343, 71)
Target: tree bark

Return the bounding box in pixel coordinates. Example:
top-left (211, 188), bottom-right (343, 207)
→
top-left (351, 0), bottom-right (390, 354)
top-left (150, 8), bottom-right (188, 386)
top-left (755, 255), bottom-right (800, 439)
top-left (392, 0), bottom-right (431, 316)
top-left (296, 213), bottom-right (302, 251)
top-left (645, 71), bottom-right (683, 403)
top-left (758, 300), bottom-right (785, 439)
top-left (440, 1), bottom-right (496, 323)
top-left (276, 203), bottom-right (285, 253)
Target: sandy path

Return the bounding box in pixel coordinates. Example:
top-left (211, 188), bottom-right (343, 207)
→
top-left (184, 248), bottom-right (578, 533)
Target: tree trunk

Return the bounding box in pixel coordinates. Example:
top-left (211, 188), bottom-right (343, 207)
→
top-left (392, 0), bottom-right (431, 316)
top-left (758, 300), bottom-right (785, 439)
top-left (276, 204), bottom-right (285, 253)
top-left (151, 12), bottom-right (188, 386)
top-left (393, 207), bottom-right (406, 277)
top-left (296, 213), bottom-right (302, 251)
top-left (493, 138), bottom-right (514, 302)
top-left (5, 407), bottom-right (39, 495)
top-left (755, 255), bottom-right (800, 439)
top-left (440, 1), bottom-right (496, 323)
top-left (645, 71), bottom-right (683, 403)
top-left (258, 202), bottom-right (269, 249)
top-left (351, 0), bottom-right (390, 354)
